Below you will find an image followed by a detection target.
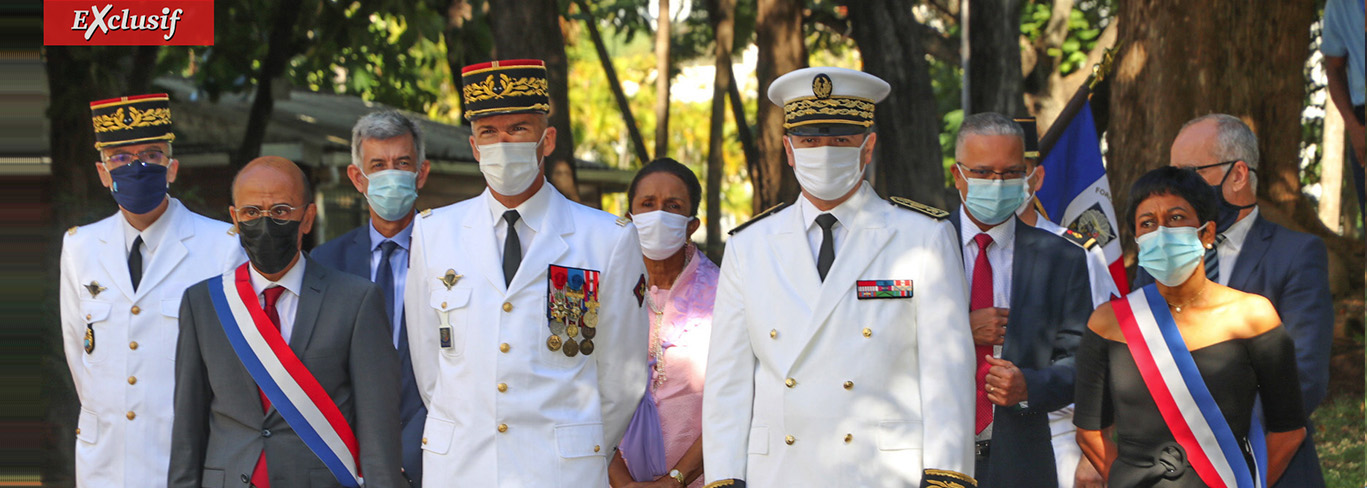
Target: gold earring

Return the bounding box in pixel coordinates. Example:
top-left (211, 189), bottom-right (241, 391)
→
top-left (1204, 243), bottom-right (1213, 249)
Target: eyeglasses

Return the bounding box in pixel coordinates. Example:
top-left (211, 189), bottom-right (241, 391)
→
top-left (104, 150), bottom-right (168, 168)
top-left (956, 163), bottom-right (1029, 180)
top-left (235, 204), bottom-right (299, 223)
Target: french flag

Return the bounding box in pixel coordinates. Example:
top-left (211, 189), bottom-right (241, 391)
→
top-left (1035, 102), bottom-right (1129, 295)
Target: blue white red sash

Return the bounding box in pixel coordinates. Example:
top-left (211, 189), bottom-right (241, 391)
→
top-left (1112, 285), bottom-right (1264, 488)
top-left (208, 264), bottom-right (364, 487)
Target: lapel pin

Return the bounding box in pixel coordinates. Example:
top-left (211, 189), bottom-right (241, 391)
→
top-left (85, 281), bottom-right (107, 298)
top-left (439, 269), bottom-right (462, 290)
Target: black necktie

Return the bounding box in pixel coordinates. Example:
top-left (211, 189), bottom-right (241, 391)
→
top-left (815, 213), bottom-right (838, 281)
top-left (129, 235), bottom-right (143, 291)
top-left (502, 210), bottom-right (522, 287)
top-left (376, 240), bottom-right (399, 334)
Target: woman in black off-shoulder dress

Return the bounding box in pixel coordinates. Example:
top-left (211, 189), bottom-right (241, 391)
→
top-left (1073, 167), bottom-right (1307, 487)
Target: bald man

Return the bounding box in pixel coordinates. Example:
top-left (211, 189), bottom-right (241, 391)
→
top-left (169, 157), bottom-right (405, 488)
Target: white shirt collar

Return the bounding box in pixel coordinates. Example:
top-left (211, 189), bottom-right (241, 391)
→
top-left (121, 197), bottom-right (179, 254)
top-left (368, 218), bottom-right (414, 252)
top-left (959, 209), bottom-right (1016, 250)
top-left (485, 180), bottom-right (552, 232)
top-left (1222, 207), bottom-right (1259, 245)
top-left (798, 182), bottom-right (871, 231)
top-left (248, 255), bottom-right (307, 298)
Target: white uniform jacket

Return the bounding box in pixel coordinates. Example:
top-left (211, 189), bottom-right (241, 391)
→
top-left (405, 184), bottom-right (648, 487)
top-left (59, 199), bottom-right (245, 488)
top-left (702, 185), bottom-right (977, 487)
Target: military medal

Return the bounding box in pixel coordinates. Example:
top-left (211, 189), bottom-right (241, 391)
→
top-left (438, 269), bottom-right (462, 290)
top-left (547, 264), bottom-right (602, 357)
top-left (84, 281), bottom-right (106, 298)
top-left (84, 323), bottom-right (95, 354)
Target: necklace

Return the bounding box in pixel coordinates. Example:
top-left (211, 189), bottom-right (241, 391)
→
top-left (646, 292), bottom-right (668, 390)
top-left (1167, 286), bottom-right (1208, 314)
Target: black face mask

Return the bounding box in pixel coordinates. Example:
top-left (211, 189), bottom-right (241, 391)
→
top-left (237, 217), bottom-right (302, 275)
top-left (1211, 163), bottom-right (1256, 233)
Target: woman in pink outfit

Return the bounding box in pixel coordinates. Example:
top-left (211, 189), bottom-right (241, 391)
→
top-left (609, 159), bottom-right (715, 488)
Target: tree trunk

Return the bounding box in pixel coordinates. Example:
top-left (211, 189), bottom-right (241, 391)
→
top-left (728, 68), bottom-right (757, 174)
top-left (1109, 0), bottom-right (1360, 281)
top-left (654, 0), bottom-right (671, 160)
top-left (966, 0), bottom-right (1025, 116)
top-left (233, 0), bottom-right (306, 169)
top-left (577, 0), bottom-right (651, 166)
top-left (706, 0), bottom-right (736, 260)
top-left (846, 1), bottom-right (948, 208)
top-left (750, 0), bottom-right (804, 213)
top-left (489, 0), bottom-right (580, 201)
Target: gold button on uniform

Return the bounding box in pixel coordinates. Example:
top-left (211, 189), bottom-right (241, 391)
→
top-left (844, 434), bottom-right (853, 444)
top-left (862, 328), bottom-right (872, 338)
top-left (130, 306), bottom-right (141, 315)
top-left (128, 376), bottom-right (137, 385)
top-left (126, 411), bottom-right (136, 420)
top-left (441, 301), bottom-right (448, 309)
top-left (497, 423), bottom-right (508, 433)
top-left (499, 343), bottom-right (511, 353)
top-left (843, 381), bottom-right (853, 390)
top-left (593, 445), bottom-right (601, 453)
top-left (784, 378), bottom-right (796, 388)
top-left (85, 314), bottom-right (92, 321)
top-left (769, 329), bottom-right (777, 339)
top-left (422, 437), bottom-right (428, 445)
top-left (129, 341), bottom-right (138, 350)
top-left (497, 383), bottom-right (508, 392)
top-left (784, 435), bottom-right (795, 445)
top-left (502, 302), bottom-right (513, 312)
top-left (75, 428), bottom-right (81, 435)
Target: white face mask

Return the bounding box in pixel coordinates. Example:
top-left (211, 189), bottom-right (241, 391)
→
top-left (477, 131), bottom-right (546, 196)
top-left (632, 210), bottom-right (693, 260)
top-left (789, 136), bottom-right (868, 201)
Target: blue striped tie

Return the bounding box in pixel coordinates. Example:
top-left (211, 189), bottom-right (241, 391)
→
top-left (1205, 234), bottom-right (1226, 281)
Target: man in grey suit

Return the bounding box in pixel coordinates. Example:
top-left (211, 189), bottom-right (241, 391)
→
top-left (169, 156), bottom-right (404, 488)
top-left (948, 112), bottom-right (1093, 487)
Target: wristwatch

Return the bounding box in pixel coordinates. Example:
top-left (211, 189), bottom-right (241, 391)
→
top-left (669, 469), bottom-right (685, 486)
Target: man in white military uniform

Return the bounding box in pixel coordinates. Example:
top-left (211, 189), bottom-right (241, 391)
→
top-left (60, 93), bottom-right (244, 487)
top-left (702, 67), bottom-right (977, 488)
top-left (405, 59), bottom-right (648, 487)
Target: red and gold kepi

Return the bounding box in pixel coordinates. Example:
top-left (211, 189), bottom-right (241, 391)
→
top-left (89, 93), bottom-right (175, 149)
top-left (460, 59), bottom-right (551, 120)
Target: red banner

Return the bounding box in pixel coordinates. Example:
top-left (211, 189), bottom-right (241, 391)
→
top-left (44, 0), bottom-right (214, 46)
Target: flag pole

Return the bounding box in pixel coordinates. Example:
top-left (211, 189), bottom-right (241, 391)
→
top-left (1038, 43), bottom-right (1124, 160)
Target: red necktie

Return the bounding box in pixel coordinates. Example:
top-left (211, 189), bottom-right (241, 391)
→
top-left (971, 233), bottom-right (995, 434)
top-left (251, 286), bottom-right (286, 488)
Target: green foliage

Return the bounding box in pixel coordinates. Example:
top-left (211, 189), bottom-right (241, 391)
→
top-left (1020, 0), bottom-right (1112, 75)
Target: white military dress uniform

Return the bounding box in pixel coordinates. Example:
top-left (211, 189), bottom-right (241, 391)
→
top-left (405, 183), bottom-right (648, 487)
top-left (702, 184), bottom-right (977, 487)
top-left (60, 198), bottom-right (245, 487)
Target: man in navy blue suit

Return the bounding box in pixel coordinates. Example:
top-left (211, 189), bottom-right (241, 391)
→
top-left (311, 111), bottom-right (431, 487)
top-left (949, 112), bottom-right (1093, 487)
top-left (1137, 114), bottom-right (1333, 487)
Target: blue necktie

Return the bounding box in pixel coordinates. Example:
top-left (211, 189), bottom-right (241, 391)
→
top-left (376, 240), bottom-right (400, 331)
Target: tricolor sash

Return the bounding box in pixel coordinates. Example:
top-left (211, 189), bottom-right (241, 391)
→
top-left (1112, 285), bottom-right (1265, 488)
top-left (208, 264), bottom-right (364, 487)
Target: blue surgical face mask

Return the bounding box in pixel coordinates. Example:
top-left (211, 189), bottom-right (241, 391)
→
top-left (106, 161), bottom-right (169, 214)
top-left (1136, 223), bottom-right (1210, 286)
top-left (362, 169), bottom-right (419, 221)
top-left (959, 166), bottom-right (1032, 226)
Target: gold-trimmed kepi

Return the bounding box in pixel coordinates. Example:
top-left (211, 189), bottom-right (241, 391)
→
top-left (767, 66), bottom-right (891, 136)
top-left (1015, 117), bottom-right (1040, 159)
top-left (461, 59), bottom-right (551, 120)
top-left (90, 93), bottom-right (175, 149)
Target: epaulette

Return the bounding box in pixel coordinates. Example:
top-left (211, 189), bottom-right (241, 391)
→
top-left (889, 196), bottom-right (949, 220)
top-left (1061, 229), bottom-right (1097, 250)
top-left (226, 226), bottom-right (238, 236)
top-left (615, 216), bottom-right (630, 227)
top-left (728, 201), bottom-right (789, 236)
top-left (923, 469), bottom-right (977, 487)
top-left (704, 480), bottom-right (745, 488)
top-left (420, 208), bottom-right (433, 218)
top-left (67, 226), bottom-right (78, 236)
